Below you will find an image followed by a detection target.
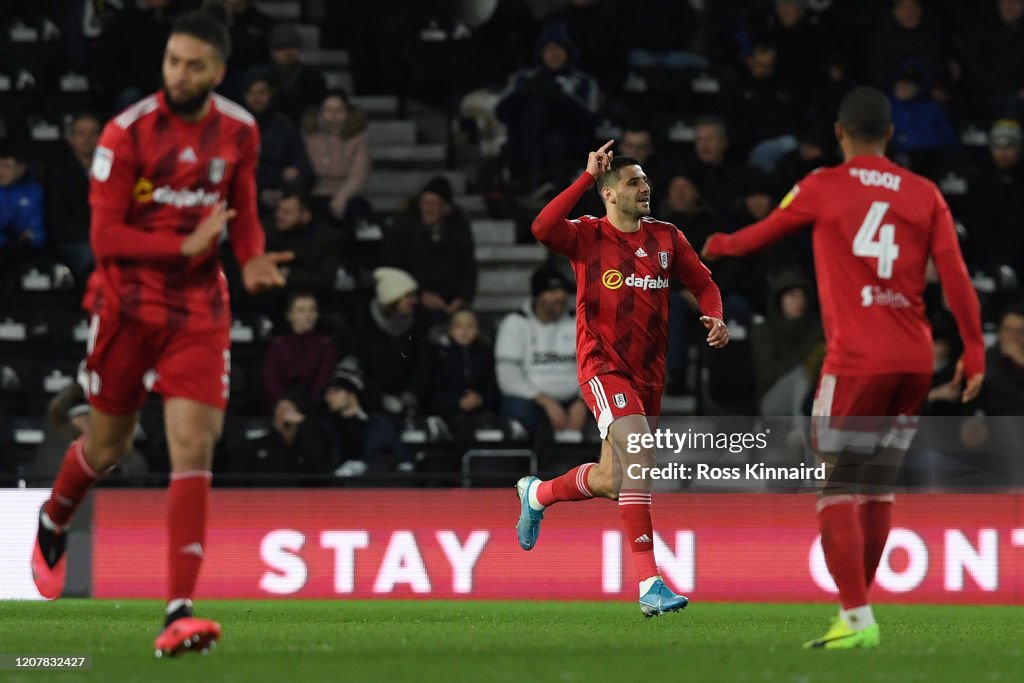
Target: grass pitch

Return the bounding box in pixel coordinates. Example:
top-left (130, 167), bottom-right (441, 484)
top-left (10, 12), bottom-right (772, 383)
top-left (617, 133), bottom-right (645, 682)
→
top-left (0, 600), bottom-right (1019, 683)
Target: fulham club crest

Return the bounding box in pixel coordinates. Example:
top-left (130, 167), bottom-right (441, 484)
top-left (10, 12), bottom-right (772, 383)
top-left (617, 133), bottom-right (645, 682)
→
top-left (208, 157), bottom-right (226, 183)
top-left (613, 393), bottom-right (627, 408)
top-left (658, 251), bottom-right (670, 270)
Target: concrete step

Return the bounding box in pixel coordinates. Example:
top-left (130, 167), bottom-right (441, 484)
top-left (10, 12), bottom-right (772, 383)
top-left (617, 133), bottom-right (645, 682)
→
top-left (369, 193), bottom-right (486, 214)
top-left (473, 295), bottom-right (527, 314)
top-left (365, 169), bottom-right (466, 195)
top-left (255, 0), bottom-right (301, 21)
top-left (470, 219), bottom-right (515, 245)
top-left (351, 95), bottom-right (399, 117)
top-left (372, 144), bottom-right (446, 164)
top-left (367, 120), bottom-right (417, 145)
top-left (302, 49), bottom-right (350, 68)
top-left (295, 24), bottom-right (320, 50)
top-left (323, 70), bottom-right (353, 93)
top-left (474, 245), bottom-right (545, 263)
top-left (478, 268), bottom-right (535, 294)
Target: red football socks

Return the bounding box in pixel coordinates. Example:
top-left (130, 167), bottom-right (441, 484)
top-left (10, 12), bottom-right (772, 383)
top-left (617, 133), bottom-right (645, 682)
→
top-left (859, 498), bottom-right (893, 589)
top-left (536, 463), bottom-right (595, 507)
top-left (167, 471), bottom-right (211, 602)
top-left (818, 499), bottom-right (869, 609)
top-left (619, 489), bottom-right (658, 581)
top-left (44, 437), bottom-right (101, 527)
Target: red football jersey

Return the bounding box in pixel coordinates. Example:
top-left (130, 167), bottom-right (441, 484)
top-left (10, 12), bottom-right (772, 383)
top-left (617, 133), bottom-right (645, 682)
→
top-left (86, 90), bottom-right (265, 330)
top-left (533, 172), bottom-right (723, 390)
top-left (706, 154), bottom-right (984, 378)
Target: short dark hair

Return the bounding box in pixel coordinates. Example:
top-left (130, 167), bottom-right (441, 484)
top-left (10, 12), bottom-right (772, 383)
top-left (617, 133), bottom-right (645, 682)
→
top-left (286, 290), bottom-right (317, 311)
top-left (280, 192), bottom-right (311, 210)
top-left (171, 10), bottom-right (232, 62)
top-left (597, 155), bottom-right (642, 189)
top-left (0, 140), bottom-right (27, 163)
top-left (838, 86), bottom-right (891, 142)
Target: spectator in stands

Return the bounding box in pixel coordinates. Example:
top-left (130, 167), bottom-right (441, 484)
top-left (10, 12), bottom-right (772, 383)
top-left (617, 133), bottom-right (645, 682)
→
top-left (234, 396), bottom-right (329, 474)
top-left (495, 21), bottom-right (600, 193)
top-left (495, 265), bottom-right (586, 439)
top-left (658, 167), bottom-right (718, 251)
top-left (321, 357), bottom-right (411, 478)
top-left (750, 271), bottom-right (823, 416)
top-left (0, 142), bottom-right (45, 265)
top-left (262, 290), bottom-right (338, 413)
top-left (384, 176), bottom-right (477, 324)
top-left (431, 309), bottom-right (500, 453)
top-left (355, 268), bottom-right (430, 419)
top-left (923, 323), bottom-right (966, 416)
top-left (216, 0), bottom-right (274, 97)
top-left (617, 0), bottom-right (706, 71)
top-left (963, 0), bottom-right (1024, 120)
top-left (303, 90), bottom-right (371, 229)
top-left (888, 60), bottom-right (958, 155)
top-left (617, 123), bottom-right (673, 197)
top-left (863, 0), bottom-right (952, 100)
top-left (977, 303), bottom-right (1024, 414)
top-left (688, 117), bottom-right (744, 218)
top-left (732, 42), bottom-right (798, 170)
top-left (45, 112), bottom-right (100, 281)
top-left (266, 23), bottom-right (327, 124)
top-left (264, 193), bottom-right (338, 294)
top-left (774, 123), bottom-right (838, 191)
top-left (764, 0), bottom-right (826, 93)
top-left (96, 0), bottom-right (179, 110)
top-left (29, 384), bottom-right (147, 484)
top-left (961, 119), bottom-right (1024, 295)
top-left (241, 67), bottom-right (313, 210)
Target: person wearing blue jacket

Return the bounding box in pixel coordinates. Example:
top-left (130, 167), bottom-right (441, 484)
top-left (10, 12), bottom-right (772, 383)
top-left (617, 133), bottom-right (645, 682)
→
top-left (0, 142), bottom-right (45, 263)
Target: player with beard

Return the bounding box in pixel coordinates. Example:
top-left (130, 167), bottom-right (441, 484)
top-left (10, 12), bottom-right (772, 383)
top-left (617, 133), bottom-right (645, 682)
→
top-left (30, 10), bottom-right (292, 656)
top-left (515, 142), bottom-right (728, 616)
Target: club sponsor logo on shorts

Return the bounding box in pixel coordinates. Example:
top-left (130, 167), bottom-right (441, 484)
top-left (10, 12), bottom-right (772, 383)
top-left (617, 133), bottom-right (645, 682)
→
top-left (209, 157), bottom-right (226, 183)
top-left (659, 251), bottom-right (670, 269)
top-left (92, 146), bottom-right (114, 181)
top-left (613, 392), bottom-right (627, 408)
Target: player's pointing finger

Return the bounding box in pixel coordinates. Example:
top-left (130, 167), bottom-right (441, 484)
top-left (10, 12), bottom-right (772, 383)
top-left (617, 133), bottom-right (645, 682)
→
top-left (597, 139), bottom-right (614, 154)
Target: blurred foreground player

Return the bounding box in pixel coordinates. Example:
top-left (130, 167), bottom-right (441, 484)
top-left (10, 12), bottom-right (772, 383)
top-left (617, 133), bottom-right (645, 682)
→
top-left (30, 11), bottom-right (292, 657)
top-left (703, 87), bottom-right (985, 648)
top-left (516, 141), bottom-right (728, 616)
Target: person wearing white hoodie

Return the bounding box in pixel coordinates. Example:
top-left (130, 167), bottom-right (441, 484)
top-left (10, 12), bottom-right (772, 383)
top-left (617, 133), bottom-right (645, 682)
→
top-left (495, 264), bottom-right (587, 439)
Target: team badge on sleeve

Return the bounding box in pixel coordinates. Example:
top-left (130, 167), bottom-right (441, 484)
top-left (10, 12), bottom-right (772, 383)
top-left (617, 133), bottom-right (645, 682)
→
top-left (92, 146), bottom-right (114, 182)
top-left (208, 158), bottom-right (226, 183)
top-left (658, 251), bottom-right (670, 270)
top-left (613, 393), bottom-right (628, 408)
top-left (779, 185), bottom-right (800, 209)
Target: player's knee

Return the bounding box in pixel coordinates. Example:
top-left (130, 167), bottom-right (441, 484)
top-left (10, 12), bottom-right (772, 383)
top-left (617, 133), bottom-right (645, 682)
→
top-left (165, 424), bottom-right (217, 463)
top-left (589, 461), bottom-right (616, 499)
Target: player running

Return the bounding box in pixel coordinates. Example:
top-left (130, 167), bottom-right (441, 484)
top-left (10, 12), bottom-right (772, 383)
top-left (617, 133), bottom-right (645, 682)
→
top-left (702, 87), bottom-right (985, 649)
top-left (516, 140), bottom-right (728, 616)
top-left (30, 11), bottom-right (292, 657)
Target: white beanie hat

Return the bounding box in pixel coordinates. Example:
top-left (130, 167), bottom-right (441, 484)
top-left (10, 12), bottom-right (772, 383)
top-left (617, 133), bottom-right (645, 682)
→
top-left (373, 267), bottom-right (418, 306)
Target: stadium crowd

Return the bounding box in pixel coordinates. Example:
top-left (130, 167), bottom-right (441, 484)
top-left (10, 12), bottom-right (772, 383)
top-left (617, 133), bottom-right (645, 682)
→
top-left (1, 0), bottom-right (1023, 484)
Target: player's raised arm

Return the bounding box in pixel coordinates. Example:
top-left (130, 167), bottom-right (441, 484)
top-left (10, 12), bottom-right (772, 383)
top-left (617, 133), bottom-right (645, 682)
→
top-left (701, 177), bottom-right (818, 261)
top-left (531, 140), bottom-right (614, 256)
top-left (928, 187), bottom-right (986, 401)
top-left (89, 125), bottom-right (190, 261)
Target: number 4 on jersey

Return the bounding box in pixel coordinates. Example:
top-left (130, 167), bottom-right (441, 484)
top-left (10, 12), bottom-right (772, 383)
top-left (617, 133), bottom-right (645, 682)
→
top-left (853, 201), bottom-right (900, 279)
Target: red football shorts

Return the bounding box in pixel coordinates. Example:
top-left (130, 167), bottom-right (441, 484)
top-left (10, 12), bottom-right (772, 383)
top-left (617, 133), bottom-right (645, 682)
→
top-left (580, 373), bottom-right (662, 440)
top-left (810, 372), bottom-right (931, 454)
top-left (79, 314), bottom-right (230, 414)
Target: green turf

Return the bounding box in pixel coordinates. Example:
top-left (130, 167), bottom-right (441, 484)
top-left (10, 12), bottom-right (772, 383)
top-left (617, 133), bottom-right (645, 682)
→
top-left (0, 600), bottom-right (1019, 683)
